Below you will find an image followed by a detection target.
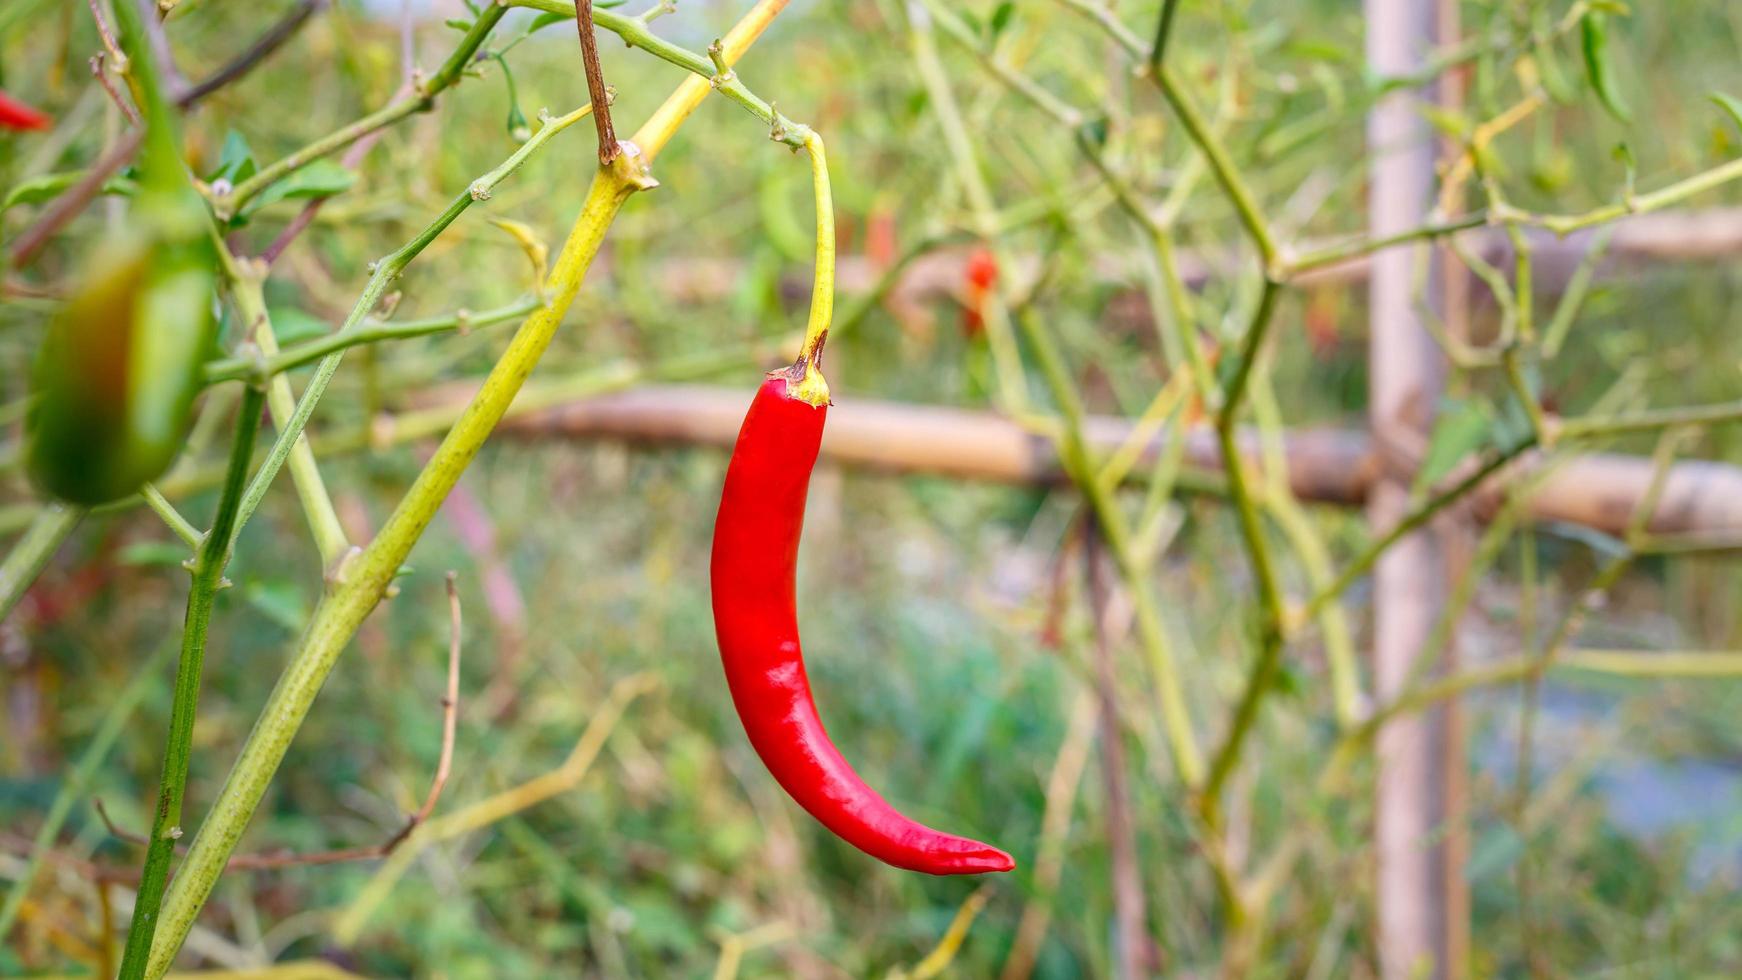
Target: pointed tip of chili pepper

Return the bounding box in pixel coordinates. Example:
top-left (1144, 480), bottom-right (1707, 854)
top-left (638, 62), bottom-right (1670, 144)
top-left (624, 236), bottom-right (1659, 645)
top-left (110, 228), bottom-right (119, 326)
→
top-left (958, 846), bottom-right (1017, 874)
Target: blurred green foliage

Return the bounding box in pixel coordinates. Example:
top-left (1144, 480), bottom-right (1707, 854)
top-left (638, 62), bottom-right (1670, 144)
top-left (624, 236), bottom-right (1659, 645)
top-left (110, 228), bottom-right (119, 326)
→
top-left (2, 0), bottom-right (1741, 976)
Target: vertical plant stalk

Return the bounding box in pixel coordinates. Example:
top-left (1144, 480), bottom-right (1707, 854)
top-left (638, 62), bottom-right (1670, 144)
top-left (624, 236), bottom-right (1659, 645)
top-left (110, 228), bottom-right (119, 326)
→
top-left (144, 4), bottom-right (791, 973)
top-left (117, 383), bottom-right (267, 980)
top-left (907, 0), bottom-right (1204, 785)
top-left (222, 252), bottom-right (350, 569)
top-left (1084, 525), bottom-right (1151, 980)
top-left (0, 503), bottom-right (84, 621)
top-left (572, 0), bottom-right (619, 164)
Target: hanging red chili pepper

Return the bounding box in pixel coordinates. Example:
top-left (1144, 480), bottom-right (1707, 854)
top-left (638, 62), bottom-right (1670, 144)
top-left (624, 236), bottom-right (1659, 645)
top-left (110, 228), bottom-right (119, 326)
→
top-left (0, 90), bottom-right (52, 131)
top-left (710, 133), bottom-right (1012, 876)
top-left (711, 346), bottom-right (1015, 875)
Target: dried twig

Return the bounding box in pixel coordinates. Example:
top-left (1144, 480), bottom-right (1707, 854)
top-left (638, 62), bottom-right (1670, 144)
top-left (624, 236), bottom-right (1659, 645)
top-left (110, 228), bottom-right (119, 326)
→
top-left (93, 576), bottom-right (465, 873)
top-left (573, 0), bottom-right (619, 163)
top-left (176, 0), bottom-right (327, 107)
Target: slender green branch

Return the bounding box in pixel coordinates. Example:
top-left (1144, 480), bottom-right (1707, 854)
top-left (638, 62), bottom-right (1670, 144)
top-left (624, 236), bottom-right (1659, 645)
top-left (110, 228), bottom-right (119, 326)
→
top-left (906, 0), bottom-right (1029, 412)
top-left (203, 297), bottom-right (542, 384)
top-left (1153, 66), bottom-right (1277, 269)
top-left (144, 2), bottom-right (794, 959)
top-left (1558, 398), bottom-right (1742, 439)
top-left (0, 503), bottom-right (84, 622)
top-left (510, 0), bottom-right (819, 146)
top-left (221, 251), bottom-right (351, 568)
top-left (140, 484), bottom-right (202, 549)
top-left (905, 0), bottom-right (1202, 783)
top-left (1296, 438), bottom-right (1537, 625)
top-left (1148, 0), bottom-right (1180, 75)
top-left (226, 99), bottom-right (599, 546)
top-left (1560, 649), bottom-right (1742, 677)
top-left (1199, 284), bottom-right (1290, 814)
top-left (117, 384), bottom-right (266, 980)
top-left (1282, 213), bottom-right (1487, 276)
top-left (216, 6), bottom-right (507, 218)
top-left (913, 0), bottom-right (1085, 127)
top-left (1500, 155), bottom-right (1742, 236)
top-left (1541, 225), bottom-right (1614, 357)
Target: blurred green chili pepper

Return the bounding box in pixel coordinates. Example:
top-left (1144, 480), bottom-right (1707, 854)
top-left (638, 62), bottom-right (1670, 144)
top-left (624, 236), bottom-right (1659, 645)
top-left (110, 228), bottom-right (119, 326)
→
top-left (25, 233), bottom-right (216, 505)
top-left (23, 0), bottom-right (219, 506)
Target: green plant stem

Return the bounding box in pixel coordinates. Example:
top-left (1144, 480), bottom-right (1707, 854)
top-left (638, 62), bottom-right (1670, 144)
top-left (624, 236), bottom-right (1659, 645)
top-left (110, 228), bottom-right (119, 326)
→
top-left (117, 383), bottom-right (267, 980)
top-left (1283, 214), bottom-right (1487, 276)
top-left (1558, 398), bottom-right (1742, 439)
top-left (908, 0), bottom-right (1211, 784)
top-left (1500, 154), bottom-right (1742, 235)
top-left (142, 139), bottom-right (661, 976)
top-left (140, 484), bottom-right (202, 549)
top-left (216, 6), bottom-right (506, 218)
top-left (222, 254), bottom-right (350, 568)
top-left (0, 502), bottom-right (84, 621)
top-left (1152, 67), bottom-right (1278, 270)
top-left (226, 98), bottom-right (601, 545)
top-left (905, 0), bottom-right (1029, 413)
top-left (1296, 438), bottom-right (1536, 625)
top-left (1198, 282), bottom-right (1288, 816)
top-left (0, 643), bottom-right (168, 942)
top-left (202, 296), bottom-right (541, 384)
top-left (511, 1), bottom-right (816, 145)
top-left (1541, 225), bottom-right (1613, 358)
top-left (1148, 0), bottom-right (1180, 73)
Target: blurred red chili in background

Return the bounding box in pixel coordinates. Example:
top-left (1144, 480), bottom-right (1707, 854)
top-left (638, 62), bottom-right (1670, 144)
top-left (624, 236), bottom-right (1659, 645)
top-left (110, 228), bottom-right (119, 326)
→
top-left (960, 246), bottom-right (998, 336)
top-left (0, 90), bottom-right (52, 131)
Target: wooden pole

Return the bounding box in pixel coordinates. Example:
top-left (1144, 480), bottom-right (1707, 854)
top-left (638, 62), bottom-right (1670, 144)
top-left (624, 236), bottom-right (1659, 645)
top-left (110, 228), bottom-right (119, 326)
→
top-left (1366, 0), bottom-right (1455, 974)
top-left (479, 384), bottom-right (1742, 537)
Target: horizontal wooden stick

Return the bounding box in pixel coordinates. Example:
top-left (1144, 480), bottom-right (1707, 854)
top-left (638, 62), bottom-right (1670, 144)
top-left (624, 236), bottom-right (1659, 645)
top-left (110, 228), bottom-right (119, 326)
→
top-left (639, 207), bottom-right (1742, 310)
top-left (491, 384), bottom-right (1742, 536)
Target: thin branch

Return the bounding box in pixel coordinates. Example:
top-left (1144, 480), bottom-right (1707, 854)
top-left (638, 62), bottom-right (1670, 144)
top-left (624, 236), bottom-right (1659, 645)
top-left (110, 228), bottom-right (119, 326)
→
top-left (118, 385), bottom-right (267, 979)
top-left (1147, 0), bottom-right (1180, 75)
top-left (96, 578), bottom-right (463, 871)
top-left (573, 0), bottom-right (619, 163)
top-left (0, 503), bottom-right (85, 622)
top-left (176, 0), bottom-right (325, 107)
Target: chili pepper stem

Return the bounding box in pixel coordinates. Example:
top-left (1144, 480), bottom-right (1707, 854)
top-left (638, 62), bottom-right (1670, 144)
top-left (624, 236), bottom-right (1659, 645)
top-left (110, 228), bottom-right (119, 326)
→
top-left (780, 131), bottom-right (835, 408)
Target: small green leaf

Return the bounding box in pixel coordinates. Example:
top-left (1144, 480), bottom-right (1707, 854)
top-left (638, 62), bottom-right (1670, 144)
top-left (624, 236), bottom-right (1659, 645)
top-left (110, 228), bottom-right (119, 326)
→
top-left (1534, 34), bottom-right (1579, 105)
top-left (1417, 397), bottom-right (1497, 492)
top-left (1419, 104), bottom-right (1472, 140)
top-left (210, 130), bottom-right (257, 185)
top-left (1283, 36), bottom-right (1353, 65)
top-left (240, 160), bottom-right (356, 218)
top-left (528, 11), bottom-right (569, 33)
top-left (988, 1), bottom-right (1014, 40)
top-left (1710, 92), bottom-right (1742, 135)
top-left (265, 305), bottom-right (332, 344)
top-left (2, 172), bottom-right (135, 212)
top-left (241, 579), bottom-right (311, 632)
top-left (1580, 12), bottom-right (1631, 123)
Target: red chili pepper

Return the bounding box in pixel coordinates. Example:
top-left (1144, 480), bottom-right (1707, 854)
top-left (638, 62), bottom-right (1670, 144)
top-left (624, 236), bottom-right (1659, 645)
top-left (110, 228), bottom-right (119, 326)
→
top-left (710, 354), bottom-right (1015, 875)
top-left (0, 90), bottom-right (52, 131)
top-left (960, 247), bottom-right (998, 337)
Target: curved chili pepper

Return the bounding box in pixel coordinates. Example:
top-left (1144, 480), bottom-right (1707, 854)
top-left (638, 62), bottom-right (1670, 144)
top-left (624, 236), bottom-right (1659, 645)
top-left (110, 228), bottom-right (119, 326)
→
top-left (0, 90), bottom-right (52, 131)
top-left (710, 350), bottom-right (1015, 876)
